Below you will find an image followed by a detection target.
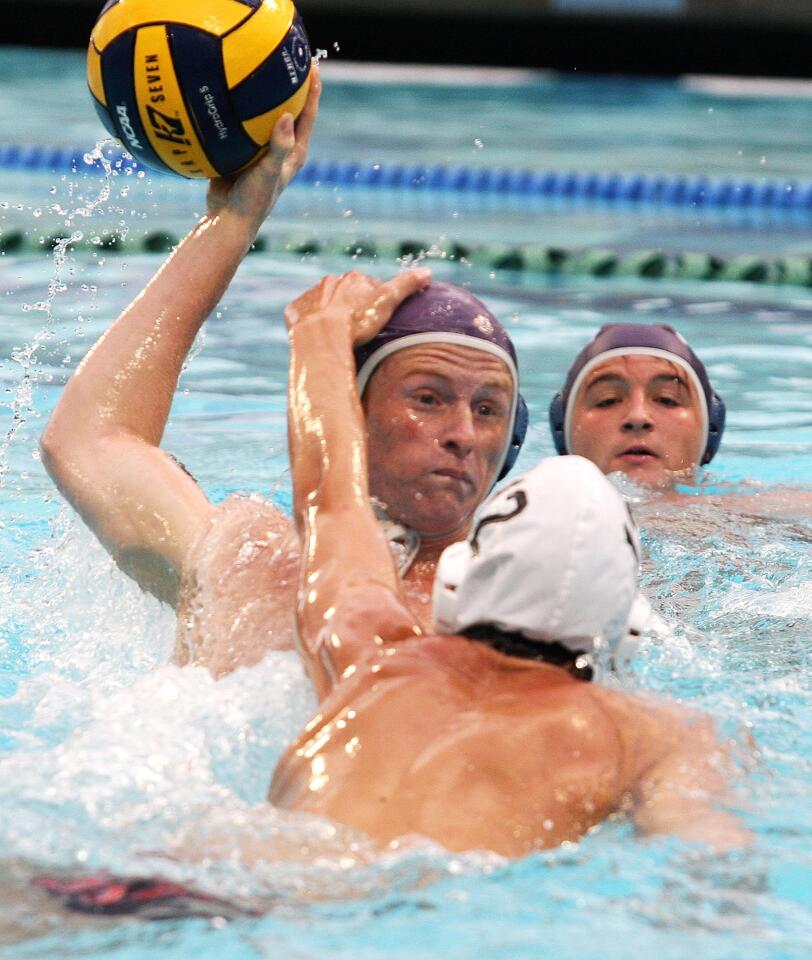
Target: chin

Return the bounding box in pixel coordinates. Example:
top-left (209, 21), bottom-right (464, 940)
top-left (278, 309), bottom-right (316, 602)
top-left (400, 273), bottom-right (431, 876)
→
top-left (398, 500), bottom-right (475, 539)
top-left (612, 460), bottom-right (671, 488)
top-left (619, 462), bottom-right (696, 490)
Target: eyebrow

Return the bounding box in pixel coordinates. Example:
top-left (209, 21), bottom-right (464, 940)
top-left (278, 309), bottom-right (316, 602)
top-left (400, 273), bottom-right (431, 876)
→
top-left (401, 368), bottom-right (513, 395)
top-left (584, 372), bottom-right (689, 391)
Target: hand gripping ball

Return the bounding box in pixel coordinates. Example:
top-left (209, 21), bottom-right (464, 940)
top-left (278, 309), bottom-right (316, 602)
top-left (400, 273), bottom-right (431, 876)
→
top-left (87, 0), bottom-right (312, 178)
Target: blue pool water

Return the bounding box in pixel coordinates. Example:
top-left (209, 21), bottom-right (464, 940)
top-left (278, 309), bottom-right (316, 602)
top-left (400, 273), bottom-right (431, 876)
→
top-left (2, 47), bottom-right (812, 959)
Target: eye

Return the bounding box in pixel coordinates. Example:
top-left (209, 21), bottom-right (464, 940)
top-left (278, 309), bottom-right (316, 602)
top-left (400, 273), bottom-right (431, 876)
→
top-left (655, 394), bottom-right (680, 408)
top-left (594, 396), bottom-right (619, 409)
top-left (415, 391), bottom-right (438, 406)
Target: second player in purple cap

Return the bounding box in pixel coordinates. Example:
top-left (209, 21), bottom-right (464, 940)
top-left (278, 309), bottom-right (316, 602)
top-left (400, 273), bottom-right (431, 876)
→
top-left (549, 323), bottom-right (725, 488)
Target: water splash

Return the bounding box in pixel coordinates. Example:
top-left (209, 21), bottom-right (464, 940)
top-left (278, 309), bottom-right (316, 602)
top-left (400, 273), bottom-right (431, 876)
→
top-left (0, 140), bottom-right (122, 490)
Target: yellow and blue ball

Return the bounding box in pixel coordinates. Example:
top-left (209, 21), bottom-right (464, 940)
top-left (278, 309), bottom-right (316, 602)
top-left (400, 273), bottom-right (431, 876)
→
top-left (87, 0), bottom-right (312, 178)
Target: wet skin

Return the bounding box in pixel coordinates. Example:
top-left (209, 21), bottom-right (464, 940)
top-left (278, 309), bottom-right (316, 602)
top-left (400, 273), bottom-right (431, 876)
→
top-left (363, 343), bottom-right (514, 548)
top-left (569, 355), bottom-right (705, 488)
top-left (174, 340), bottom-right (513, 672)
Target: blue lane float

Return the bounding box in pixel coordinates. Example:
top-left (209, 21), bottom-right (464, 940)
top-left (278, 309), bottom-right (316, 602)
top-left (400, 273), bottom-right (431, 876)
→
top-left (3, 142), bottom-right (812, 214)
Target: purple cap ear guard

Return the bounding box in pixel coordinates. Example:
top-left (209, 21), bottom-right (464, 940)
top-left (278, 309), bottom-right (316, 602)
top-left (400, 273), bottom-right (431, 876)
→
top-left (548, 323), bottom-right (725, 465)
top-left (354, 282), bottom-right (528, 480)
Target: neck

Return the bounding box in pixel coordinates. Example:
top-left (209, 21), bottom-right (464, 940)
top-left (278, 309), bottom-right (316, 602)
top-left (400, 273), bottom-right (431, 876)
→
top-left (414, 526), bottom-right (470, 562)
top-left (461, 625), bottom-right (593, 681)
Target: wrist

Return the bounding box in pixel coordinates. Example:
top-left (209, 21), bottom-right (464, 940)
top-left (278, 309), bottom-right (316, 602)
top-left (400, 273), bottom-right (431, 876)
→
top-left (288, 312), bottom-right (355, 354)
top-left (202, 206), bottom-right (264, 254)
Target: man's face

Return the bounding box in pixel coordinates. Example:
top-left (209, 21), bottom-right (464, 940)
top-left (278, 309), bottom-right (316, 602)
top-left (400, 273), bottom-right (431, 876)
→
top-left (568, 354), bottom-right (705, 487)
top-left (363, 343), bottom-right (514, 541)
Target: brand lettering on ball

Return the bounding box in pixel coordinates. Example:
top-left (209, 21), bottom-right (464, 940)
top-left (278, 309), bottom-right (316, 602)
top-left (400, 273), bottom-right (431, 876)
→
top-left (291, 26), bottom-right (309, 72)
top-left (144, 54), bottom-right (166, 104)
top-left (281, 48), bottom-right (299, 86)
top-left (115, 105), bottom-right (144, 150)
top-left (198, 86), bottom-right (229, 141)
top-left (146, 106), bottom-right (191, 146)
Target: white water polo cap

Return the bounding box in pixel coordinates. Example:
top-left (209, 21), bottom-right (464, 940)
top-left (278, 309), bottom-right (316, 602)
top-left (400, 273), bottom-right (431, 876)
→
top-left (432, 456), bottom-right (641, 656)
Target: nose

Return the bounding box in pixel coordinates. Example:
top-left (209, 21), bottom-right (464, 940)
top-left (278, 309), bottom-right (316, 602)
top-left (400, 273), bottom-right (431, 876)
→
top-left (621, 390), bottom-right (654, 434)
top-left (439, 403), bottom-right (476, 458)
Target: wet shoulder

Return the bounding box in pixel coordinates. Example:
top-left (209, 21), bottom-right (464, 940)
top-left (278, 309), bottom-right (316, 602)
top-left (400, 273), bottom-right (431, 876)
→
top-left (182, 493), bottom-right (296, 580)
top-left (587, 685), bottom-right (693, 779)
top-left (176, 494), bottom-right (300, 672)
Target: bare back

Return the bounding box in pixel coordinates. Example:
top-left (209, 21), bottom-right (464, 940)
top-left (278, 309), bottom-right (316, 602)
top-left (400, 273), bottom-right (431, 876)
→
top-left (269, 635), bottom-right (675, 856)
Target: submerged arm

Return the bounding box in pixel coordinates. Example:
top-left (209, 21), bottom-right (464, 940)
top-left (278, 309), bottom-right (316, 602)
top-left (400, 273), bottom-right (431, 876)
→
top-left (40, 71), bottom-right (321, 605)
top-left (633, 711), bottom-right (752, 852)
top-left (285, 270), bottom-right (431, 698)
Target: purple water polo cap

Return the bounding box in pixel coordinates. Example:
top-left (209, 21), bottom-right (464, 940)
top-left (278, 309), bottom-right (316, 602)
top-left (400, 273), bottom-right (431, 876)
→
top-left (548, 323), bottom-right (725, 465)
top-left (354, 281), bottom-right (528, 481)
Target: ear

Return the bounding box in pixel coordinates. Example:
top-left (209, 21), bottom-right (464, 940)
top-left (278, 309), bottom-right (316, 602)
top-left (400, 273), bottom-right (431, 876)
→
top-left (548, 391), bottom-right (568, 456)
top-left (498, 394), bottom-right (530, 480)
top-left (702, 391), bottom-right (726, 464)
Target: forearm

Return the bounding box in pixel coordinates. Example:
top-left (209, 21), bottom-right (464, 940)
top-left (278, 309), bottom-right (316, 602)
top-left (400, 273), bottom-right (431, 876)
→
top-left (287, 315), bottom-right (377, 533)
top-left (637, 801), bottom-right (752, 853)
top-left (634, 718), bottom-right (753, 852)
top-left (45, 208), bottom-right (260, 451)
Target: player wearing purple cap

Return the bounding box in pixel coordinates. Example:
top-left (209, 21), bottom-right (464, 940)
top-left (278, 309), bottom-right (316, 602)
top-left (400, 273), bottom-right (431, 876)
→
top-left (549, 323), bottom-right (725, 488)
top-left (352, 281), bottom-right (528, 565)
top-left (40, 76), bottom-right (526, 677)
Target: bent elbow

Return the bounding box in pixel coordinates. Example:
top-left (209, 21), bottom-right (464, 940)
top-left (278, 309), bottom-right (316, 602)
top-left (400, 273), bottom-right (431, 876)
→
top-left (39, 418), bottom-right (91, 488)
top-left (39, 422), bottom-right (65, 480)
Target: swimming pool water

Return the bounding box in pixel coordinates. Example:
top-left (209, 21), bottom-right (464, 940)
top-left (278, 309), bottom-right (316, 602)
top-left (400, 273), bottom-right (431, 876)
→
top-left (1, 47), bottom-right (812, 960)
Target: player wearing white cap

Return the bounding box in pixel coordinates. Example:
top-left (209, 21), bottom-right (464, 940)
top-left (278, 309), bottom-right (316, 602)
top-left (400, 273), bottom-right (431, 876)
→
top-left (268, 270), bottom-right (750, 855)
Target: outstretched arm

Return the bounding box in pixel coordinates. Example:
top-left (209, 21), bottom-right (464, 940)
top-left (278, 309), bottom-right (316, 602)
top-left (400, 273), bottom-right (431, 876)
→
top-left (40, 69), bottom-right (321, 606)
top-left (284, 269), bottom-right (431, 699)
top-left (634, 711), bottom-right (752, 852)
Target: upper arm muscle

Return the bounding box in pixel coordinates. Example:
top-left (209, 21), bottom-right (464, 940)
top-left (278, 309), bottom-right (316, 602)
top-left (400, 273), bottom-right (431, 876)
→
top-left (42, 429), bottom-right (212, 605)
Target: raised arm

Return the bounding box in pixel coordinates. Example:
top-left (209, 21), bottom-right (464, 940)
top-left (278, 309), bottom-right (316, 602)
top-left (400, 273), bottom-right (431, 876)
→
top-left (40, 69), bottom-right (321, 606)
top-left (284, 269), bottom-right (431, 698)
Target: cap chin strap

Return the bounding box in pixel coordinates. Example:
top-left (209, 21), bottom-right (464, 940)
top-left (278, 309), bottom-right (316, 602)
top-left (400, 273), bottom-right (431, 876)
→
top-left (372, 499), bottom-right (421, 577)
